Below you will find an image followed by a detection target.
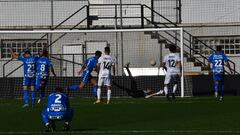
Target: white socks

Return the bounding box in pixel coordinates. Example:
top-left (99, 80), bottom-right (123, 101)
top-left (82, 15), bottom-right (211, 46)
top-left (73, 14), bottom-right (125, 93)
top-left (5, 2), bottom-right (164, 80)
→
top-left (97, 88), bottom-right (101, 100)
top-left (107, 90), bottom-right (111, 101)
top-left (173, 84), bottom-right (177, 94)
top-left (164, 86), bottom-right (168, 95)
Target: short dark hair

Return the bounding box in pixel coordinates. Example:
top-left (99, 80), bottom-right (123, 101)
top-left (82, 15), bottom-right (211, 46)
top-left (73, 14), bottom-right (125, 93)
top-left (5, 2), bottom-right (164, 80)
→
top-left (105, 46), bottom-right (110, 54)
top-left (95, 50), bottom-right (102, 57)
top-left (24, 49), bottom-right (31, 55)
top-left (55, 87), bottom-right (63, 93)
top-left (41, 49), bottom-right (49, 57)
top-left (169, 44), bottom-right (177, 53)
top-left (216, 45), bottom-right (222, 52)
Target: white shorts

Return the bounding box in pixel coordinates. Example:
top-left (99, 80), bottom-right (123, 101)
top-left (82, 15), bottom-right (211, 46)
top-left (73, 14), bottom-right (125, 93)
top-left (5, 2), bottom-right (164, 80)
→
top-left (98, 77), bottom-right (111, 87)
top-left (164, 73), bottom-right (180, 85)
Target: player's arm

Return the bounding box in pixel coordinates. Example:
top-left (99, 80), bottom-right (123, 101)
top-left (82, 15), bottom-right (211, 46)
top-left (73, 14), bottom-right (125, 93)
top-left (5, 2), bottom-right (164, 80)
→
top-left (177, 60), bottom-right (182, 76)
top-left (10, 49), bottom-right (19, 59)
top-left (162, 62), bottom-right (167, 72)
top-left (50, 67), bottom-right (57, 77)
top-left (207, 54), bottom-right (213, 74)
top-left (78, 64), bottom-right (86, 75)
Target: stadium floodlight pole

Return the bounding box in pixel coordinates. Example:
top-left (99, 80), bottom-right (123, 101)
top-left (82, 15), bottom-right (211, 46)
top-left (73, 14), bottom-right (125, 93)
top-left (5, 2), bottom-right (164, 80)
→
top-left (180, 28), bottom-right (184, 98)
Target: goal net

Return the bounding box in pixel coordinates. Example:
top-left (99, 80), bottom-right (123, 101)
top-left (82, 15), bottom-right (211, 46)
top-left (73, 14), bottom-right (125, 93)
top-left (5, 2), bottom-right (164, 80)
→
top-left (0, 28), bottom-right (193, 98)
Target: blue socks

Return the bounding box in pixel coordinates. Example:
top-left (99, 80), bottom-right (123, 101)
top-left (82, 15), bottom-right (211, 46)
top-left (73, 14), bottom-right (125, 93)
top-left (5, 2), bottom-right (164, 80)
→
top-left (69, 84), bottom-right (80, 91)
top-left (31, 90), bottom-right (36, 107)
top-left (214, 82), bottom-right (224, 97)
top-left (23, 90), bottom-right (28, 105)
top-left (214, 83), bottom-right (219, 93)
top-left (92, 85), bottom-right (97, 97)
top-left (39, 87), bottom-right (45, 101)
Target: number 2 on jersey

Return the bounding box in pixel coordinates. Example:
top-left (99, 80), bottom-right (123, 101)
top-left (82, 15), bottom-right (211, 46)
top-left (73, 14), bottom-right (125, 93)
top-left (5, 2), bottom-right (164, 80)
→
top-left (55, 94), bottom-right (62, 103)
top-left (168, 59), bottom-right (176, 67)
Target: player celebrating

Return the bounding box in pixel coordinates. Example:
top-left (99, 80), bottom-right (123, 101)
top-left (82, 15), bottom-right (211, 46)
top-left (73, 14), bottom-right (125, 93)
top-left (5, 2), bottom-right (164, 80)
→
top-left (11, 49), bottom-right (39, 108)
top-left (35, 49), bottom-right (56, 104)
top-left (208, 45), bottom-right (232, 101)
top-left (42, 87), bottom-right (74, 131)
top-left (66, 51), bottom-right (102, 97)
top-left (95, 47), bottom-right (115, 104)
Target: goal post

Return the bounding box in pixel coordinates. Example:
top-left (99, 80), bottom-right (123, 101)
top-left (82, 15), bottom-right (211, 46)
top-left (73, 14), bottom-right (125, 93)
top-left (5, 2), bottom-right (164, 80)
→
top-left (0, 28), bottom-right (190, 98)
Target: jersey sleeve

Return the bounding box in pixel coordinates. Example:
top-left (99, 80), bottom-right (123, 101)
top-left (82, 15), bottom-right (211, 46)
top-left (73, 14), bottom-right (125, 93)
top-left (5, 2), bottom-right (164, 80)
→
top-left (208, 54), bottom-right (213, 63)
top-left (18, 55), bottom-right (24, 61)
top-left (98, 57), bottom-right (103, 64)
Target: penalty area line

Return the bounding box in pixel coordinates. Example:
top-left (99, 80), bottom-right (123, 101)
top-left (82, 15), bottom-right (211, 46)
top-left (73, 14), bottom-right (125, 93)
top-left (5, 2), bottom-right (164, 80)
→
top-left (0, 130), bottom-right (240, 134)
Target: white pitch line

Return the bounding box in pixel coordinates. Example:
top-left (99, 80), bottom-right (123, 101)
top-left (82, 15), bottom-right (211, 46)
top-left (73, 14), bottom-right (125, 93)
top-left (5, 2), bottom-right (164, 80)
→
top-left (0, 130), bottom-right (240, 134)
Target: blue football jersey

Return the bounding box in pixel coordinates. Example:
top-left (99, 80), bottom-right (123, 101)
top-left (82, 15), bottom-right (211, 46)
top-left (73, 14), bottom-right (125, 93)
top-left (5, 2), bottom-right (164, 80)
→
top-left (47, 92), bottom-right (69, 114)
top-left (84, 56), bottom-right (98, 72)
top-left (36, 57), bottom-right (53, 78)
top-left (208, 52), bottom-right (228, 73)
top-left (18, 55), bottom-right (39, 78)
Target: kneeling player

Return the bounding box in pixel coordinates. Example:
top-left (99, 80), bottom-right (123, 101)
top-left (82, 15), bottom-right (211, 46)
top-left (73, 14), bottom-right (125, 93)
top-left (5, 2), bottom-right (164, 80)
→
top-left (42, 87), bottom-right (74, 131)
top-left (96, 47), bottom-right (115, 104)
top-left (208, 45), bottom-right (232, 101)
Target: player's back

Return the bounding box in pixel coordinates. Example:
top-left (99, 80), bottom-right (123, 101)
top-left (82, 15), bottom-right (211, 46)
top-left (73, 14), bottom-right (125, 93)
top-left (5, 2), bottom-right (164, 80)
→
top-left (98, 55), bottom-right (114, 77)
top-left (47, 92), bottom-right (69, 116)
top-left (19, 55), bottom-right (38, 78)
top-left (164, 53), bottom-right (180, 74)
top-left (36, 57), bottom-right (52, 78)
top-left (84, 56), bottom-right (98, 72)
top-left (208, 52), bottom-right (228, 73)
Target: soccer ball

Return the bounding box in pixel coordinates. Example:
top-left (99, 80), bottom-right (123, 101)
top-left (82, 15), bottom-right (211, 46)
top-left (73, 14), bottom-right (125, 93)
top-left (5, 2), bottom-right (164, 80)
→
top-left (150, 59), bottom-right (156, 66)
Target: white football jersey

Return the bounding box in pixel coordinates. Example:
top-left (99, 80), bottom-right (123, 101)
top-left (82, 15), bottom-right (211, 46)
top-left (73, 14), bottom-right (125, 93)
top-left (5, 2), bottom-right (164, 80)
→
top-left (163, 53), bottom-right (181, 74)
top-left (98, 55), bottom-right (115, 78)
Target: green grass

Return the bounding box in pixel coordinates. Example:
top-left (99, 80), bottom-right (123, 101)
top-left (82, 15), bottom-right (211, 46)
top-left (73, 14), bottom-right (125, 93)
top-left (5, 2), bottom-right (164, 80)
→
top-left (0, 97), bottom-right (240, 135)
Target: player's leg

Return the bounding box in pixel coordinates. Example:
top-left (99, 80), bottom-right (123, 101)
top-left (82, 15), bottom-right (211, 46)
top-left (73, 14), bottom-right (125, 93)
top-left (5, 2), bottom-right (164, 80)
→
top-left (213, 74), bottom-right (220, 98)
top-left (95, 77), bottom-right (103, 104)
top-left (164, 74), bottom-right (171, 100)
top-left (105, 77), bottom-right (112, 104)
top-left (218, 74), bottom-right (224, 101)
top-left (38, 79), bottom-right (48, 103)
top-left (30, 78), bottom-right (36, 107)
top-left (67, 72), bottom-right (89, 91)
top-left (172, 75), bottom-right (179, 100)
top-left (22, 77), bottom-right (30, 108)
top-left (42, 109), bottom-right (54, 131)
top-left (63, 109), bottom-right (74, 131)
top-left (90, 78), bottom-right (98, 98)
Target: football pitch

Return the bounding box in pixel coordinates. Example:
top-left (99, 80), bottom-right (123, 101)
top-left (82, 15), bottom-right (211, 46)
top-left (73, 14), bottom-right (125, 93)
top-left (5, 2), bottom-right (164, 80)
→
top-left (0, 97), bottom-right (240, 135)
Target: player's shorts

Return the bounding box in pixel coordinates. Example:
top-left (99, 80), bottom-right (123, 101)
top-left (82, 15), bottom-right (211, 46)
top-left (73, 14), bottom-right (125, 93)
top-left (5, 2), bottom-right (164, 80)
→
top-left (82, 71), bottom-right (92, 84)
top-left (36, 76), bottom-right (48, 90)
top-left (164, 73), bottom-right (180, 85)
top-left (23, 77), bottom-right (35, 86)
top-left (213, 73), bottom-right (224, 81)
top-left (98, 77), bottom-right (111, 87)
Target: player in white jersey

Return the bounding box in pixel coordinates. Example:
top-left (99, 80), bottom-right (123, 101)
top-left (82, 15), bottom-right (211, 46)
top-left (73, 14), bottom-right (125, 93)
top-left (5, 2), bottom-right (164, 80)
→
top-left (145, 45), bottom-right (181, 99)
top-left (96, 47), bottom-right (115, 104)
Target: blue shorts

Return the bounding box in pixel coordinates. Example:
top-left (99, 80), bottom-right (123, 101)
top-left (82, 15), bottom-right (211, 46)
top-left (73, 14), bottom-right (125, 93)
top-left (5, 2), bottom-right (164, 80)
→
top-left (23, 77), bottom-right (35, 86)
top-left (36, 77), bottom-right (48, 90)
top-left (213, 73), bottom-right (224, 81)
top-left (82, 71), bottom-right (92, 84)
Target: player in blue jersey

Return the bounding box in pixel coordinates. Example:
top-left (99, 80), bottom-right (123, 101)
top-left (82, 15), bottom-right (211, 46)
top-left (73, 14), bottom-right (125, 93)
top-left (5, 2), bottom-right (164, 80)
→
top-left (66, 51), bottom-right (102, 97)
top-left (42, 87), bottom-right (73, 131)
top-left (11, 49), bottom-right (39, 108)
top-left (208, 45), bottom-right (233, 101)
top-left (35, 49), bottom-right (56, 104)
